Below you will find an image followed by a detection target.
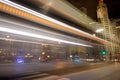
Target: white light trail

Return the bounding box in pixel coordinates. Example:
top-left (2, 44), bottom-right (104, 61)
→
top-left (0, 27), bottom-right (92, 47)
top-left (0, 0), bottom-right (107, 42)
top-left (0, 38), bottom-right (41, 45)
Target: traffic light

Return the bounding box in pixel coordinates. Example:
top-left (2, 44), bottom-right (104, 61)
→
top-left (101, 50), bottom-right (107, 55)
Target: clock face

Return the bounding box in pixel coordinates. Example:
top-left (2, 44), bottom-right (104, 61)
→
top-left (98, 7), bottom-right (107, 18)
top-left (102, 8), bottom-right (107, 16)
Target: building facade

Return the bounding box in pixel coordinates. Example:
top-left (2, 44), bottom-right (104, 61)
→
top-left (97, 0), bottom-right (120, 60)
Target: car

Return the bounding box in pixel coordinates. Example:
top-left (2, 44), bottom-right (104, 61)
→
top-left (73, 56), bottom-right (82, 62)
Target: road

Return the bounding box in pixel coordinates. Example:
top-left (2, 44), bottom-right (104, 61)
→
top-left (59, 63), bottom-right (120, 80)
top-left (0, 61), bottom-right (89, 77)
top-left (1, 62), bottom-right (119, 80)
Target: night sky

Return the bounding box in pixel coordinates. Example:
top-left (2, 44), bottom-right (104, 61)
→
top-left (67, 0), bottom-right (120, 21)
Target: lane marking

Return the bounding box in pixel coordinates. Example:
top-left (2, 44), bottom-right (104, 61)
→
top-left (17, 73), bottom-right (48, 80)
top-left (57, 78), bottom-right (71, 80)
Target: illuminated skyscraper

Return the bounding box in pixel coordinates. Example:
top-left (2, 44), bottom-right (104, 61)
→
top-left (97, 0), bottom-right (112, 41)
top-left (97, 0), bottom-right (115, 60)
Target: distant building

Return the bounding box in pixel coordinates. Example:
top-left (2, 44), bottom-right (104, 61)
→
top-left (110, 19), bottom-right (120, 54)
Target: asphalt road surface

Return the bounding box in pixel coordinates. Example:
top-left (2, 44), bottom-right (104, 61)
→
top-left (1, 62), bottom-right (119, 80)
top-left (0, 62), bottom-right (89, 77)
top-left (60, 63), bottom-right (120, 80)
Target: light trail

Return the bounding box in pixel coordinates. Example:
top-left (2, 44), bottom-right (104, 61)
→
top-left (0, 27), bottom-right (92, 47)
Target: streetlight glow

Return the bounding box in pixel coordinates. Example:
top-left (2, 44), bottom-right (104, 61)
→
top-left (96, 28), bottom-right (104, 33)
